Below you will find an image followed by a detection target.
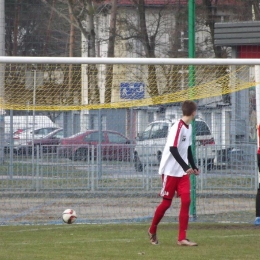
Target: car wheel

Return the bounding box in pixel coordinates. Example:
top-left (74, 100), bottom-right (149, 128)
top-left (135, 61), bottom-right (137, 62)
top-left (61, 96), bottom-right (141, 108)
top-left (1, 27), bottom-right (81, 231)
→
top-left (134, 154), bottom-right (143, 172)
top-left (74, 148), bottom-right (90, 161)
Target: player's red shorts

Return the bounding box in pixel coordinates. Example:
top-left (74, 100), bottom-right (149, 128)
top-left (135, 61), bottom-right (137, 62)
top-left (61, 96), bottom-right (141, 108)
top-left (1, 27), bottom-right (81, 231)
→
top-left (159, 174), bottom-right (190, 199)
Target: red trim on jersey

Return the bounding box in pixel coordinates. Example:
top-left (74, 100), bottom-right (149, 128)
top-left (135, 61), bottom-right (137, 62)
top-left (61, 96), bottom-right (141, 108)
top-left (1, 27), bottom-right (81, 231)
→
top-left (181, 119), bottom-right (189, 129)
top-left (258, 125), bottom-right (260, 154)
top-left (173, 120), bottom-right (184, 147)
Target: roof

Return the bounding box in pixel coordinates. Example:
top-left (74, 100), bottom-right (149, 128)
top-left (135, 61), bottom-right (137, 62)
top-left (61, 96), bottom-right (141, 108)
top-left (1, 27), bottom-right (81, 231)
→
top-left (215, 21), bottom-right (260, 46)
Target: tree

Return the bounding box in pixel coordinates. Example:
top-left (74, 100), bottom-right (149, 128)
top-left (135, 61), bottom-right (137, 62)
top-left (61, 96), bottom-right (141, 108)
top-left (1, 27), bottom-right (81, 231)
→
top-left (104, 0), bottom-right (117, 103)
top-left (4, 1), bottom-right (83, 115)
top-left (116, 1), bottom-right (172, 98)
top-left (6, 0), bottom-right (76, 57)
top-left (44, 0), bottom-right (118, 104)
top-left (67, 0), bottom-right (100, 104)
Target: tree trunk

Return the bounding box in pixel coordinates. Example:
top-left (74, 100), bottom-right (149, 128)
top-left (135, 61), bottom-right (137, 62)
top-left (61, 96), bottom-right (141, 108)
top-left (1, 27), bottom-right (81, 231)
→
top-left (105, 0), bottom-right (117, 103)
top-left (203, 0), bottom-right (223, 58)
top-left (13, 0), bottom-right (21, 56)
top-left (67, 0), bottom-right (100, 104)
top-left (85, 0), bottom-right (99, 104)
top-left (252, 0), bottom-right (260, 20)
top-left (68, 1), bottom-right (75, 92)
top-left (136, 0), bottom-right (159, 97)
top-left (44, 0), bottom-right (56, 56)
top-left (202, 0), bottom-right (230, 102)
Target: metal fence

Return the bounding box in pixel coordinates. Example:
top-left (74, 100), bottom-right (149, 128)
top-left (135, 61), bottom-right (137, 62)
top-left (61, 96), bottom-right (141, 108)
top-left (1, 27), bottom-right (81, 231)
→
top-left (2, 143), bottom-right (258, 191)
top-left (0, 141), bottom-right (257, 225)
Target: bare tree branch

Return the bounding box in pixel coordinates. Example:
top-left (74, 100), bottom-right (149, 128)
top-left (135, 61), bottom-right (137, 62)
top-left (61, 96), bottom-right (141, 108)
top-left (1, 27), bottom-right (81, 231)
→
top-left (67, 0), bottom-right (90, 40)
top-left (41, 0), bottom-right (79, 29)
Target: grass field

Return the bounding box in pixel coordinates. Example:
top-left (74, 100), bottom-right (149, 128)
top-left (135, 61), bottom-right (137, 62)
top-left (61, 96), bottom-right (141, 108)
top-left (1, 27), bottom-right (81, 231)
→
top-left (0, 223), bottom-right (260, 260)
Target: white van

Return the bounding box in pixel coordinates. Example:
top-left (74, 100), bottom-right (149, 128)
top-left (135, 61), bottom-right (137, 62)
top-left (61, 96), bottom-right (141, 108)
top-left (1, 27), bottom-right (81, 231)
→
top-left (134, 118), bottom-right (216, 172)
top-left (4, 115), bottom-right (58, 133)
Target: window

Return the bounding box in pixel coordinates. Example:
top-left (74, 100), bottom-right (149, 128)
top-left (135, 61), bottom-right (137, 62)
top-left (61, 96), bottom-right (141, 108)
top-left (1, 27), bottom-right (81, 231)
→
top-left (107, 133), bottom-right (128, 144)
top-left (53, 130), bottom-right (64, 139)
top-left (89, 115), bottom-right (98, 129)
top-left (84, 132), bottom-right (105, 142)
top-left (150, 123), bottom-right (169, 139)
top-left (34, 127), bottom-right (56, 135)
top-left (101, 115), bottom-right (106, 130)
top-left (142, 125), bottom-right (152, 140)
top-left (148, 112), bottom-right (154, 123)
top-left (34, 129), bottom-right (45, 135)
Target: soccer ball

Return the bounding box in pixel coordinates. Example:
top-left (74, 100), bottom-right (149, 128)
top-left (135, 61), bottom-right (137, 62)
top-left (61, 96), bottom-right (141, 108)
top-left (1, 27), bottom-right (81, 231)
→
top-left (62, 209), bottom-right (77, 224)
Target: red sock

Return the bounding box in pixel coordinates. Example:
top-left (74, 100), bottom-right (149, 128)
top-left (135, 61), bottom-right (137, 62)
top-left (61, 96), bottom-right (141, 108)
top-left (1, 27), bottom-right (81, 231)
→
top-left (178, 193), bottom-right (191, 241)
top-left (149, 198), bottom-right (172, 234)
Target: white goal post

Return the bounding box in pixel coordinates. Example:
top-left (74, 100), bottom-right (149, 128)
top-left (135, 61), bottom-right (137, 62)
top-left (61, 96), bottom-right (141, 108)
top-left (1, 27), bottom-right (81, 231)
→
top-left (1, 56), bottom-right (260, 65)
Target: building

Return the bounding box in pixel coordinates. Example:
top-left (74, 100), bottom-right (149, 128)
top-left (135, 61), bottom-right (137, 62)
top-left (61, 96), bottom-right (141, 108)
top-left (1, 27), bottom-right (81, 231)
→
top-left (78, 0), bottom-right (251, 146)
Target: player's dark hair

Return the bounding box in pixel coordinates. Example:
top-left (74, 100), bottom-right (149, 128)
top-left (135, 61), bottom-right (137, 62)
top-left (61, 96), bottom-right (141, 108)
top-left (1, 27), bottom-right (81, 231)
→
top-left (182, 100), bottom-right (197, 116)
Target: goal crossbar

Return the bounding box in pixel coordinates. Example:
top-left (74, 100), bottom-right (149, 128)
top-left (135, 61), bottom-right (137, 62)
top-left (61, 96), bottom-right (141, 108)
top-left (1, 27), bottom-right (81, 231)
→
top-left (1, 56), bottom-right (260, 65)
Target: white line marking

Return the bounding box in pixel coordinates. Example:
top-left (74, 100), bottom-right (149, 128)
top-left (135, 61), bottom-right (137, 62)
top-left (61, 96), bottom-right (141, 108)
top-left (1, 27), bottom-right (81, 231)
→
top-left (6, 238), bottom-right (135, 246)
top-left (207, 234), bottom-right (260, 238)
top-left (0, 225), bottom-right (85, 233)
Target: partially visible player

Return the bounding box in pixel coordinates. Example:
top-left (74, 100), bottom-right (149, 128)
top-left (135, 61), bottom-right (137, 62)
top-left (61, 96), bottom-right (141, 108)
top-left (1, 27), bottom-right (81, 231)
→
top-left (148, 100), bottom-right (199, 246)
top-left (255, 125), bottom-right (260, 223)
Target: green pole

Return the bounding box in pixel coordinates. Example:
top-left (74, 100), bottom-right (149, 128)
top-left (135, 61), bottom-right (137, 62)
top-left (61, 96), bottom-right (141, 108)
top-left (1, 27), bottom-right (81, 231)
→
top-left (188, 0), bottom-right (196, 220)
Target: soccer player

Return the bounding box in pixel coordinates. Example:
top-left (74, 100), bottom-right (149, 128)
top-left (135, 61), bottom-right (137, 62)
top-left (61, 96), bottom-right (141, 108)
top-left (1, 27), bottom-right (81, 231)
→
top-left (148, 100), bottom-right (199, 246)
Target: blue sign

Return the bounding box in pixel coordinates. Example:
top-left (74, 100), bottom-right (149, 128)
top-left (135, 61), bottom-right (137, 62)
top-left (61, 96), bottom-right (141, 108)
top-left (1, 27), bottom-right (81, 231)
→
top-left (120, 82), bottom-right (145, 100)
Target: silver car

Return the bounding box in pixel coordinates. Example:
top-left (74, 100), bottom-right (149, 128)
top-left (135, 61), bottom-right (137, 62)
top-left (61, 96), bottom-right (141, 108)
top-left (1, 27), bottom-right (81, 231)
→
top-left (134, 118), bottom-right (216, 172)
top-left (13, 126), bottom-right (60, 154)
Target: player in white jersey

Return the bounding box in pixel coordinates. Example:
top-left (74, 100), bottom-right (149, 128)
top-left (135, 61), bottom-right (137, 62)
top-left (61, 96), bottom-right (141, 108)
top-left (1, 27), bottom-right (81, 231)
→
top-left (148, 100), bottom-right (199, 246)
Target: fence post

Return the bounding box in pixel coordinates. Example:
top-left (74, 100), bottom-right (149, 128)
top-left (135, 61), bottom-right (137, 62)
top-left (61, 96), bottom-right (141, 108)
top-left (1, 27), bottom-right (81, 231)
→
top-left (36, 145), bottom-right (40, 192)
top-left (97, 109), bottom-right (102, 179)
top-left (145, 146), bottom-right (149, 191)
top-left (91, 145), bottom-right (95, 191)
top-left (9, 110), bottom-right (14, 179)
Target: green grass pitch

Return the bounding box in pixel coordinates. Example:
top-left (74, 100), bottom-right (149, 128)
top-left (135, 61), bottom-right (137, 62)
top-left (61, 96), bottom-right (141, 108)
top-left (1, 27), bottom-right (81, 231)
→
top-left (0, 223), bottom-right (260, 260)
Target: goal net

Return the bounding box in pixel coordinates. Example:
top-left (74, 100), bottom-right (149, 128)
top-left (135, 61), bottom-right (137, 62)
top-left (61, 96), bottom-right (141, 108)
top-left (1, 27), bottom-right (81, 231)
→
top-left (0, 57), bottom-right (258, 225)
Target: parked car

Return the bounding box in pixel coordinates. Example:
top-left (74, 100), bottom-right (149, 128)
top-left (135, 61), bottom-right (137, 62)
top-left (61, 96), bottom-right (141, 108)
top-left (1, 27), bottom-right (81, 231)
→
top-left (4, 133), bottom-right (12, 153)
top-left (4, 129), bottom-right (31, 153)
top-left (5, 115), bottom-right (58, 134)
top-left (26, 128), bottom-right (64, 154)
top-left (214, 145), bottom-right (256, 170)
top-left (13, 128), bottom-right (31, 135)
top-left (134, 118), bottom-right (216, 172)
top-left (13, 126), bottom-right (60, 154)
top-left (58, 130), bottom-right (132, 161)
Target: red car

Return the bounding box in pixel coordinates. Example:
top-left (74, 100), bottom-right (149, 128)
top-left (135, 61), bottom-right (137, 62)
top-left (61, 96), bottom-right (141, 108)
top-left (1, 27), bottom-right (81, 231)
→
top-left (58, 130), bottom-right (133, 161)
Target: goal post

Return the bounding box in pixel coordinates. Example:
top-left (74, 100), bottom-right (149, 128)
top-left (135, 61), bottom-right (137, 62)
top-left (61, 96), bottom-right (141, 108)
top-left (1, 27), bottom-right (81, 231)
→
top-left (1, 56), bottom-right (260, 65)
top-left (0, 56), bottom-right (259, 226)
top-left (254, 65), bottom-right (260, 225)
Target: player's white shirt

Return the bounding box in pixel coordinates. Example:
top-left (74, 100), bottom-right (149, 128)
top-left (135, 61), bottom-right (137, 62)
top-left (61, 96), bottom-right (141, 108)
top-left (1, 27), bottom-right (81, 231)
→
top-left (158, 119), bottom-right (192, 177)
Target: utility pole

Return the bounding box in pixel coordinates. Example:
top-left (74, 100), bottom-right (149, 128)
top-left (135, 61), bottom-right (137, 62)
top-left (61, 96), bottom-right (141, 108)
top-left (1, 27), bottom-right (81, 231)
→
top-left (188, 0), bottom-right (196, 221)
top-left (254, 66), bottom-right (260, 225)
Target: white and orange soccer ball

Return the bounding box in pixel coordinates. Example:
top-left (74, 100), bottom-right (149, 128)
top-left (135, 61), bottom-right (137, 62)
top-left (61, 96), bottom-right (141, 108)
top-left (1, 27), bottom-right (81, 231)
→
top-left (62, 209), bottom-right (77, 224)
